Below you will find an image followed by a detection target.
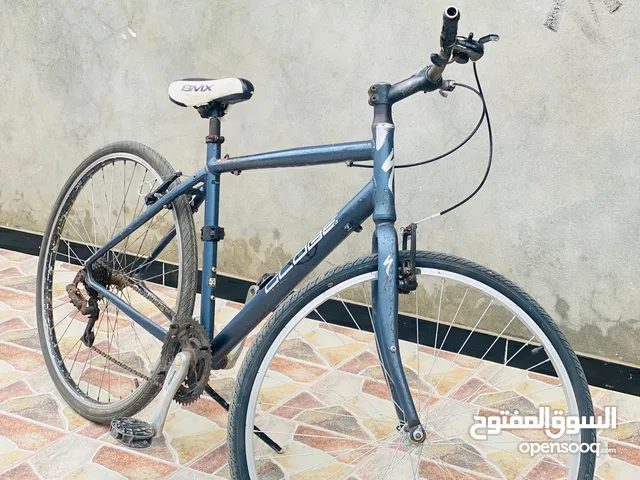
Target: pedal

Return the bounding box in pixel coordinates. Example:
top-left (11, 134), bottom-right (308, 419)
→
top-left (110, 417), bottom-right (155, 448)
top-left (110, 351), bottom-right (192, 448)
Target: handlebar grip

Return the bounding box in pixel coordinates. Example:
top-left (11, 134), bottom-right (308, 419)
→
top-left (440, 6), bottom-right (460, 49)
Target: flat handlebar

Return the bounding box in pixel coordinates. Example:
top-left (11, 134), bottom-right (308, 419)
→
top-left (370, 6), bottom-right (496, 106)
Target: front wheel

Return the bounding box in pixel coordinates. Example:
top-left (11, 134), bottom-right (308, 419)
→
top-left (229, 251), bottom-right (595, 480)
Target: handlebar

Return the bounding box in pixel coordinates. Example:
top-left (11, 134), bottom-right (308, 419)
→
top-left (369, 6), bottom-right (497, 106)
top-left (440, 6), bottom-right (460, 51)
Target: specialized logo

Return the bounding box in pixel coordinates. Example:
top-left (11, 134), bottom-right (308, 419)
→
top-left (383, 254), bottom-right (393, 277)
top-left (265, 217), bottom-right (339, 294)
top-left (181, 85), bottom-right (213, 92)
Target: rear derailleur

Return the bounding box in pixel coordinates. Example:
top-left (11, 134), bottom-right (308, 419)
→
top-left (65, 260), bottom-right (128, 347)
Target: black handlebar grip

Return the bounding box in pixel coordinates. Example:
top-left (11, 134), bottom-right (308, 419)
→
top-left (440, 6), bottom-right (460, 49)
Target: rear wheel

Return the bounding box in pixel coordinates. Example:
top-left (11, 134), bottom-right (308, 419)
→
top-left (36, 141), bottom-right (198, 423)
top-left (229, 252), bottom-right (595, 479)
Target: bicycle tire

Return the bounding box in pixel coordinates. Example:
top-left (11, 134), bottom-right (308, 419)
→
top-left (229, 251), bottom-right (595, 479)
top-left (36, 141), bottom-right (198, 423)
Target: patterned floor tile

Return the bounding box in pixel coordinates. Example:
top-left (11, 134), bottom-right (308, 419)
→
top-left (191, 442), bottom-right (228, 475)
top-left (0, 380), bottom-right (33, 404)
top-left (0, 366), bottom-right (25, 389)
top-left (23, 367), bottom-right (56, 394)
top-left (607, 441), bottom-right (640, 467)
top-left (0, 287), bottom-right (35, 312)
top-left (596, 457), bottom-right (640, 479)
top-left (171, 429), bottom-right (226, 465)
top-left (169, 468), bottom-right (225, 480)
top-left (2, 393), bottom-right (64, 428)
top-left (92, 446), bottom-right (177, 480)
top-left (0, 317), bottom-right (29, 335)
top-left (183, 397), bottom-right (229, 428)
top-left (522, 456), bottom-right (567, 480)
top-left (0, 249), bottom-right (639, 479)
top-left (0, 342), bottom-right (43, 372)
top-left (0, 413), bottom-right (65, 450)
top-left (0, 275), bottom-right (36, 295)
top-left (0, 413), bottom-right (65, 471)
top-left (65, 462), bottom-right (128, 479)
top-left (30, 435), bottom-right (101, 479)
top-left (0, 267), bottom-right (25, 281)
top-left (1, 462), bottom-right (40, 479)
top-left (76, 421), bottom-right (111, 439)
top-left (0, 436), bottom-right (30, 474)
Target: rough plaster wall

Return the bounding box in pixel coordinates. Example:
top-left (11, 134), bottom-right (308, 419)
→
top-left (0, 1), bottom-right (639, 364)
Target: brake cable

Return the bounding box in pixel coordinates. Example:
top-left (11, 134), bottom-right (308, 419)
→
top-left (416, 62), bottom-right (493, 222)
top-left (350, 62), bottom-right (493, 222)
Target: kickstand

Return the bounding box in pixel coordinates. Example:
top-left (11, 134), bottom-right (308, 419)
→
top-left (204, 385), bottom-right (283, 454)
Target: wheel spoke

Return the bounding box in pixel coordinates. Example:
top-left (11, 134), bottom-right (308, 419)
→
top-left (242, 267), bottom-right (587, 480)
top-left (40, 152), bottom-right (190, 408)
top-left (422, 298), bottom-right (495, 423)
top-left (313, 307), bottom-right (406, 416)
top-left (422, 313), bottom-right (516, 422)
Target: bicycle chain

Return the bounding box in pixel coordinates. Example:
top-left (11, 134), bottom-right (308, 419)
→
top-left (126, 279), bottom-right (176, 320)
top-left (90, 280), bottom-right (165, 387)
top-left (90, 344), bottom-right (163, 386)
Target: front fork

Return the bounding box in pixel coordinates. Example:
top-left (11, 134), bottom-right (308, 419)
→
top-left (371, 105), bottom-right (424, 443)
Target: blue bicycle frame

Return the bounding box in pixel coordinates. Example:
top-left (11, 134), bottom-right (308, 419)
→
top-left (82, 99), bottom-right (425, 433)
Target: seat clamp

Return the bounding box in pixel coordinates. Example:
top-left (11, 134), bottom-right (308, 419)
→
top-left (206, 135), bottom-right (225, 144)
top-left (201, 225), bottom-right (225, 242)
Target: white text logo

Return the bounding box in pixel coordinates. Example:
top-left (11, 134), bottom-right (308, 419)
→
top-left (470, 406), bottom-right (616, 440)
top-left (265, 217), bottom-right (339, 294)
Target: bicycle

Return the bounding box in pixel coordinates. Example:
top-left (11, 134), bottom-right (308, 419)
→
top-left (36, 7), bottom-right (596, 479)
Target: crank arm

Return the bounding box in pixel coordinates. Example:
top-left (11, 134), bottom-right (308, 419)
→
top-left (151, 351), bottom-right (192, 436)
top-left (110, 351), bottom-right (192, 448)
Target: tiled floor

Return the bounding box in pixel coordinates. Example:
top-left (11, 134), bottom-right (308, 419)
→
top-left (1, 248), bottom-right (640, 479)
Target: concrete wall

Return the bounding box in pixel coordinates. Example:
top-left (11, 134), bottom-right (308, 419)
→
top-left (1, 0), bottom-right (639, 365)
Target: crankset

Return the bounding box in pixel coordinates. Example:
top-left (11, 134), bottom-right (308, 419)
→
top-left (159, 319), bottom-right (212, 405)
top-left (110, 320), bottom-right (210, 448)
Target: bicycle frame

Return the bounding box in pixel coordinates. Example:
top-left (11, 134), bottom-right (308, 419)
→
top-left (83, 104), bottom-right (423, 432)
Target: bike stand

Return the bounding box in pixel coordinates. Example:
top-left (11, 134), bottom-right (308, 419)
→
top-left (204, 384), bottom-right (283, 453)
top-left (110, 351), bottom-right (192, 448)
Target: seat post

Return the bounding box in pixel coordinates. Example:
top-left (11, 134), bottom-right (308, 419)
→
top-left (200, 112), bottom-right (224, 340)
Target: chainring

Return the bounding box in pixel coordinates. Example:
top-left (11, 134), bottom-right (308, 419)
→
top-left (160, 319), bottom-right (212, 405)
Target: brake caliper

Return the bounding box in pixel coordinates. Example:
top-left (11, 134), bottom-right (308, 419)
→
top-left (399, 223), bottom-right (418, 294)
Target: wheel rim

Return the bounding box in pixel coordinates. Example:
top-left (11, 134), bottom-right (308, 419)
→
top-left (243, 267), bottom-right (582, 479)
top-left (39, 152), bottom-right (186, 410)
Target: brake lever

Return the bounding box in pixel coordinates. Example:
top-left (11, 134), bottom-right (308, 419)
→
top-left (478, 34), bottom-right (500, 45)
top-left (452, 32), bottom-right (499, 63)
